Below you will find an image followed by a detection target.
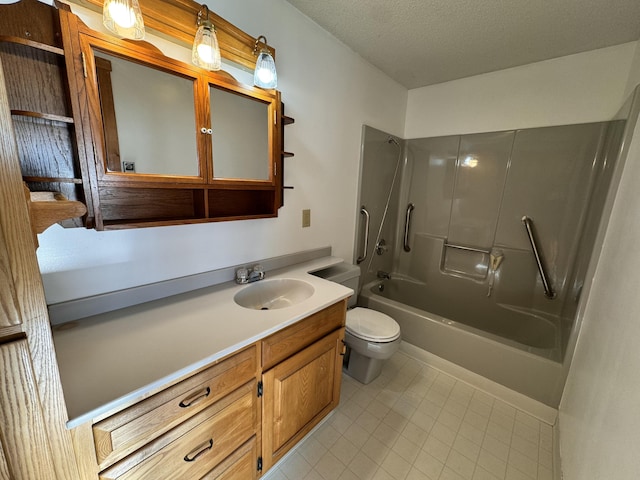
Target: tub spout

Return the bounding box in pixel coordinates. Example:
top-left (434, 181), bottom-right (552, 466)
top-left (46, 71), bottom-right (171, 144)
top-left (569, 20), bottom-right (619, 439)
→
top-left (377, 270), bottom-right (391, 280)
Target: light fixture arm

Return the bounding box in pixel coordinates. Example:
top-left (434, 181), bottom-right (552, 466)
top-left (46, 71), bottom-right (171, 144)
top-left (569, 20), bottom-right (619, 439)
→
top-left (253, 35), bottom-right (268, 56)
top-left (197, 4), bottom-right (213, 28)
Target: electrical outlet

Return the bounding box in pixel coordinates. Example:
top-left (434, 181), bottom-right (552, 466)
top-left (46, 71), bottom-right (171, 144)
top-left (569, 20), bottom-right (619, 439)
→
top-left (302, 209), bottom-right (311, 228)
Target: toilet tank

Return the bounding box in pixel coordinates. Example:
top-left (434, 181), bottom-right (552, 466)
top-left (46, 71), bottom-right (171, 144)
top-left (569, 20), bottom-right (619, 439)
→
top-left (311, 262), bottom-right (361, 308)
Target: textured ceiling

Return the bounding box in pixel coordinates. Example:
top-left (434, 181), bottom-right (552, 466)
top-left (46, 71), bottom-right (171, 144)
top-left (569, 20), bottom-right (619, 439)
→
top-left (285, 0), bottom-right (640, 89)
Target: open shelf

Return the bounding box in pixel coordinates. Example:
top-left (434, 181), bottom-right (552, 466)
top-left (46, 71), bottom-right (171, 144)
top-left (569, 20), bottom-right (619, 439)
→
top-left (25, 186), bottom-right (87, 236)
top-left (0, 35), bottom-right (64, 55)
top-left (11, 109), bottom-right (73, 124)
top-left (23, 175), bottom-right (83, 184)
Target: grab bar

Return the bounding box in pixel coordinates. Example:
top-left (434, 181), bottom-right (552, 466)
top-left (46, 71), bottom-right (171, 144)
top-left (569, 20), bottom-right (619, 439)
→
top-left (356, 206), bottom-right (370, 264)
top-left (444, 242), bottom-right (491, 255)
top-left (403, 203), bottom-right (415, 252)
top-left (522, 216), bottom-right (556, 299)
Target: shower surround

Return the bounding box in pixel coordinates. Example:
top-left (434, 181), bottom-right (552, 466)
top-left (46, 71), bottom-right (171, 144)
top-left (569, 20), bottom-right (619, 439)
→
top-left (355, 121), bottom-right (625, 406)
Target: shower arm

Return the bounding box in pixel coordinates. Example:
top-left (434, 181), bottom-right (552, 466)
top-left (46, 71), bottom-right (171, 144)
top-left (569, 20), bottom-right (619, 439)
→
top-left (403, 203), bottom-right (415, 252)
top-left (357, 206), bottom-right (370, 264)
top-left (522, 216), bottom-right (556, 299)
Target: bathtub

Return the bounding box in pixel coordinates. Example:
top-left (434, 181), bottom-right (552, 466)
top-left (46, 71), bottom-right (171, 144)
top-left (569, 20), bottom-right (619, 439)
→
top-left (359, 278), bottom-right (565, 407)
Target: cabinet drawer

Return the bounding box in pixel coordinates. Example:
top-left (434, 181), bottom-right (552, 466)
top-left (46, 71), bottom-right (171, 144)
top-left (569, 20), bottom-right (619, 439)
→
top-left (94, 345), bottom-right (257, 469)
top-left (262, 300), bottom-right (346, 370)
top-left (99, 381), bottom-right (257, 480)
top-left (201, 436), bottom-right (257, 480)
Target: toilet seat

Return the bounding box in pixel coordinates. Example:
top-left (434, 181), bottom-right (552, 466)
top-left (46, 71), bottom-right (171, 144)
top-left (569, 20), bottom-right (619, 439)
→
top-left (346, 307), bottom-right (400, 342)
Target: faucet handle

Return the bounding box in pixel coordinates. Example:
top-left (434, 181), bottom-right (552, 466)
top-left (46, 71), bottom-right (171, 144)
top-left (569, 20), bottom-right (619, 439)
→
top-left (236, 267), bottom-right (248, 284)
top-left (252, 264), bottom-right (265, 280)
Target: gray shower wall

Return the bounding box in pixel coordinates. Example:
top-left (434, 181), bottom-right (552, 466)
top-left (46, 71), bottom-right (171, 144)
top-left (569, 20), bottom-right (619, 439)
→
top-left (392, 122), bottom-right (618, 354)
top-left (355, 126), bottom-right (404, 286)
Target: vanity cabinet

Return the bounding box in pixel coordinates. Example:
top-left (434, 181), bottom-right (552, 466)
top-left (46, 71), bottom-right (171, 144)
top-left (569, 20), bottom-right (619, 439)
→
top-left (76, 345), bottom-right (260, 479)
top-left (69, 300), bottom-right (347, 479)
top-left (261, 300), bottom-right (347, 472)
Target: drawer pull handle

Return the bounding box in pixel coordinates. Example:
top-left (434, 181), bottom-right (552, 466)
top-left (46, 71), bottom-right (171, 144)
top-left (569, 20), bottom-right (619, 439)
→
top-left (179, 386), bottom-right (211, 408)
top-left (183, 439), bottom-right (214, 462)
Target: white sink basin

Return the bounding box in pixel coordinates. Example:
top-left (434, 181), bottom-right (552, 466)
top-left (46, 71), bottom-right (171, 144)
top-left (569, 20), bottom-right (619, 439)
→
top-left (234, 278), bottom-right (315, 310)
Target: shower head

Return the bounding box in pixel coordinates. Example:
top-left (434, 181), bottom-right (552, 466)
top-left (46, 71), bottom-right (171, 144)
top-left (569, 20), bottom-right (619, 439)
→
top-left (387, 136), bottom-right (400, 147)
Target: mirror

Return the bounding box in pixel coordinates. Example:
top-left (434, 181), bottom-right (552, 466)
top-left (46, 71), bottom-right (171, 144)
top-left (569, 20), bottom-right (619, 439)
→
top-left (210, 85), bottom-right (270, 180)
top-left (94, 50), bottom-right (200, 177)
top-left (78, 25), bottom-right (283, 229)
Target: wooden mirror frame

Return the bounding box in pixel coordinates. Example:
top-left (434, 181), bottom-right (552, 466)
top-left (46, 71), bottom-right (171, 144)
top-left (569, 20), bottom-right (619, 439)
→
top-left (59, 6), bottom-right (283, 229)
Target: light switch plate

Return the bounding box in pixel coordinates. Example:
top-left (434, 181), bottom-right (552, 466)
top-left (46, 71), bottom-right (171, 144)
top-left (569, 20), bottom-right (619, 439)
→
top-left (302, 209), bottom-right (311, 228)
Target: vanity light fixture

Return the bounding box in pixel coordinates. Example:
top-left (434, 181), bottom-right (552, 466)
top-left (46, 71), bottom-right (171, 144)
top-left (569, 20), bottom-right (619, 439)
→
top-left (253, 35), bottom-right (277, 89)
top-left (102, 0), bottom-right (145, 40)
top-left (192, 5), bottom-right (221, 71)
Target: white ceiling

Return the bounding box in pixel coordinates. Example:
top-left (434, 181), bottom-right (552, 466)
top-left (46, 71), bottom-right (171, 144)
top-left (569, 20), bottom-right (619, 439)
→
top-left (284, 0), bottom-right (640, 89)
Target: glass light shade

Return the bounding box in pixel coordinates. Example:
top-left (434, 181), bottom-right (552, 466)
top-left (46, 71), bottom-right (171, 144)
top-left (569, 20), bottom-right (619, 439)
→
top-left (103, 0), bottom-right (145, 40)
top-left (192, 23), bottom-right (221, 71)
top-left (253, 51), bottom-right (277, 89)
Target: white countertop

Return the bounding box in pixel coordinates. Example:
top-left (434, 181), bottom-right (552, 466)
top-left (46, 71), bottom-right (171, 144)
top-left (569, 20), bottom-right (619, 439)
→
top-left (52, 257), bottom-right (352, 428)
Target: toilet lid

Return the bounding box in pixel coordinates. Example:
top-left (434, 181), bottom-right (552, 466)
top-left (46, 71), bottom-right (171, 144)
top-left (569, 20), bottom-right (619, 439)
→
top-left (346, 307), bottom-right (400, 342)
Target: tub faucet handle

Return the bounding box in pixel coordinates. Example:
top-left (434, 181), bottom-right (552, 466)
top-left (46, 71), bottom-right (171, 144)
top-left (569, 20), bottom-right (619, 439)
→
top-left (375, 239), bottom-right (388, 255)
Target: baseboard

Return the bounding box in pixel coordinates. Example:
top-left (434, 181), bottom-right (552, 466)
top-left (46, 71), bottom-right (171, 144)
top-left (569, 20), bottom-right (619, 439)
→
top-left (400, 341), bottom-right (558, 425)
top-left (553, 415), bottom-right (563, 480)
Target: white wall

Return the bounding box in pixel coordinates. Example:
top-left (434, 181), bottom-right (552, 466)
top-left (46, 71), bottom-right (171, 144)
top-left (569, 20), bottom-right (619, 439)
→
top-left (558, 101), bottom-right (640, 479)
top-left (557, 41), bottom-right (640, 480)
top-left (37, 0), bottom-right (407, 304)
top-left (405, 42), bottom-right (637, 138)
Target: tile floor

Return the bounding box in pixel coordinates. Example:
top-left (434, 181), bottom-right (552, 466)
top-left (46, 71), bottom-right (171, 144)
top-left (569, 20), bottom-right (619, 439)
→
top-left (263, 351), bottom-right (554, 480)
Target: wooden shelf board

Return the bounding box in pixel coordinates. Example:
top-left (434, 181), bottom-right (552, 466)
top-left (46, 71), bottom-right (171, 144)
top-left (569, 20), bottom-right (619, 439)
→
top-left (23, 176), bottom-right (83, 185)
top-left (0, 35), bottom-right (64, 55)
top-left (11, 110), bottom-right (74, 124)
top-left (24, 186), bottom-right (87, 235)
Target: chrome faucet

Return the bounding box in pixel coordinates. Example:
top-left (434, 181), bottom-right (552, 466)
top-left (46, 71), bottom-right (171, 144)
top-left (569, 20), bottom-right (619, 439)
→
top-left (235, 264), bottom-right (265, 284)
top-left (377, 270), bottom-right (391, 280)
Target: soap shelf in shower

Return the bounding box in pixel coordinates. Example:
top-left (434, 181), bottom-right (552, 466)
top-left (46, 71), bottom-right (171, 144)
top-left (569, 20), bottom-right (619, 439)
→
top-left (442, 241), bottom-right (491, 280)
top-left (444, 242), bottom-right (491, 254)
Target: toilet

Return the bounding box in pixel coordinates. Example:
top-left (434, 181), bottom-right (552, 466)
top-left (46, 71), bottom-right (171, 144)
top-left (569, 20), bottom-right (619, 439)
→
top-left (312, 263), bottom-right (401, 384)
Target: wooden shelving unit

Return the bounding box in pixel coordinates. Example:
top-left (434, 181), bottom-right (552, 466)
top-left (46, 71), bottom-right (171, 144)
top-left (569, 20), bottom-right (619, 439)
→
top-left (280, 107), bottom-right (295, 204)
top-left (0, 0), bottom-right (91, 233)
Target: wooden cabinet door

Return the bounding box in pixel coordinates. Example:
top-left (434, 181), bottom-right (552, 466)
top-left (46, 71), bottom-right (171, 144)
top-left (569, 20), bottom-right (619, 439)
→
top-left (0, 226), bottom-right (21, 332)
top-left (262, 328), bottom-right (344, 471)
top-left (0, 55), bottom-right (80, 479)
top-left (0, 338), bottom-right (57, 480)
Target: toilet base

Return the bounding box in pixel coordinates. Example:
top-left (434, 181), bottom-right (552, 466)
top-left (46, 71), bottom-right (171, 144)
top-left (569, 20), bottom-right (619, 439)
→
top-left (343, 347), bottom-right (384, 384)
